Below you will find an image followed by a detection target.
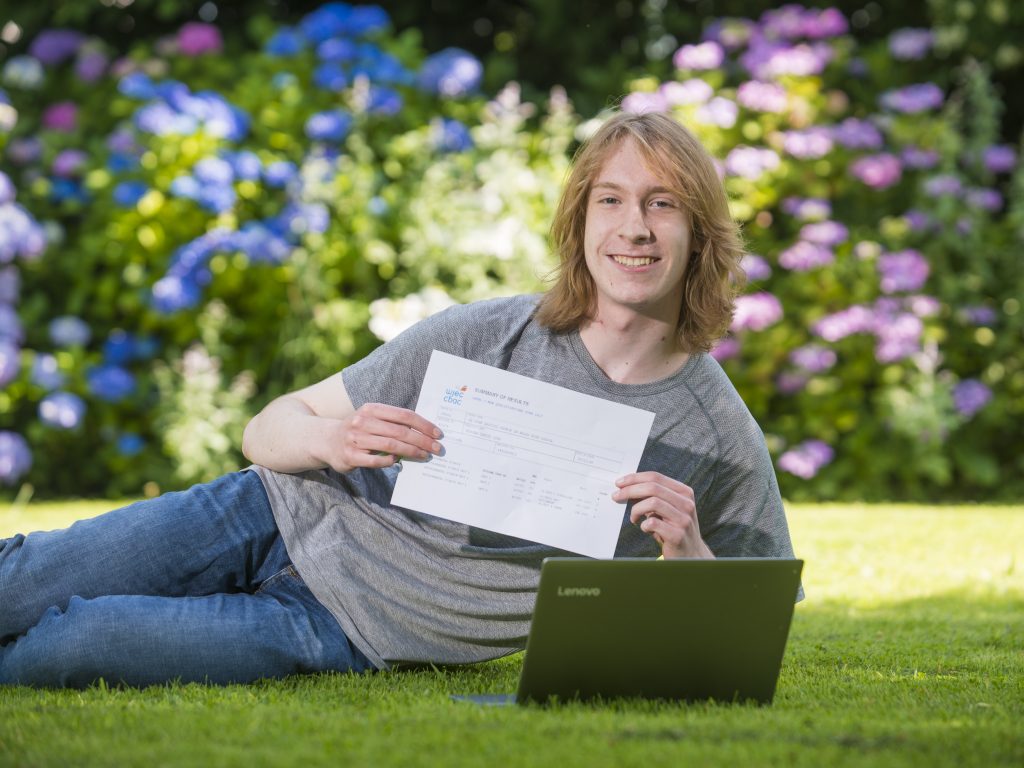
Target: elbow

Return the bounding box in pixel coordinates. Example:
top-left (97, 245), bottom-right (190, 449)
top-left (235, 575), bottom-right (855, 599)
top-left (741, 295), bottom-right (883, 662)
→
top-left (240, 414), bottom-right (259, 464)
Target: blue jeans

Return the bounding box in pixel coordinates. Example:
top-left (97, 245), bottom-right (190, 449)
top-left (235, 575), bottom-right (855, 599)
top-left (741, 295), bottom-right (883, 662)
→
top-left (0, 471), bottom-right (374, 688)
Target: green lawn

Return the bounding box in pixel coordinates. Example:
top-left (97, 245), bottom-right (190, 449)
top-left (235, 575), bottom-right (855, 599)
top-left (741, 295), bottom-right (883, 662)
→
top-left (1, 501), bottom-right (1021, 768)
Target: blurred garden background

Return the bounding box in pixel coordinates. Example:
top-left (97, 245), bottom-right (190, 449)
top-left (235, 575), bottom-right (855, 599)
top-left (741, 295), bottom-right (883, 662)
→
top-left (0, 0), bottom-right (1022, 502)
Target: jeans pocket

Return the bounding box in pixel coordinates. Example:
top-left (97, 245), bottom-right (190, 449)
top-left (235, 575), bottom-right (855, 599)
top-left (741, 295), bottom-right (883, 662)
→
top-left (254, 564), bottom-right (300, 594)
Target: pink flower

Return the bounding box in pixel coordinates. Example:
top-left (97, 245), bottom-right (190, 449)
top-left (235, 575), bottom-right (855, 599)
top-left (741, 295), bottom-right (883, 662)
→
top-left (849, 153), bottom-right (902, 189)
top-left (42, 101), bottom-right (78, 132)
top-left (177, 22), bottom-right (223, 56)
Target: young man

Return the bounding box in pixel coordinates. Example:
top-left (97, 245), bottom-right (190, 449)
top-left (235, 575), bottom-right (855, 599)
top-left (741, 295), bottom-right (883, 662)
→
top-left (0, 111), bottom-right (796, 688)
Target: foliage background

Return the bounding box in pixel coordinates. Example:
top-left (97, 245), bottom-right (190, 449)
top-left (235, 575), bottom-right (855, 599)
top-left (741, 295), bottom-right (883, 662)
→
top-left (0, 0), bottom-right (1022, 501)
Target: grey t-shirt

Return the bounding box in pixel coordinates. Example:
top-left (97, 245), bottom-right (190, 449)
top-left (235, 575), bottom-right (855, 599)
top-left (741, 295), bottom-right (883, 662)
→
top-left (255, 295), bottom-right (796, 669)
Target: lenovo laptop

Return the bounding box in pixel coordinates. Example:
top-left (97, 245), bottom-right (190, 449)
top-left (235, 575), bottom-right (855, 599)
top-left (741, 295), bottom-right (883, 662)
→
top-left (457, 557), bottom-right (803, 706)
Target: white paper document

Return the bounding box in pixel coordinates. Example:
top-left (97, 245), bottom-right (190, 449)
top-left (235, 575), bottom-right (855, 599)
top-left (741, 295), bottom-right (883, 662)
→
top-left (390, 351), bottom-right (655, 558)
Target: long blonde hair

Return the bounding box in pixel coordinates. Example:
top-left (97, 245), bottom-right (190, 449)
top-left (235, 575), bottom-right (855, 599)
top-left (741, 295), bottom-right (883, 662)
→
top-left (535, 111), bottom-right (745, 353)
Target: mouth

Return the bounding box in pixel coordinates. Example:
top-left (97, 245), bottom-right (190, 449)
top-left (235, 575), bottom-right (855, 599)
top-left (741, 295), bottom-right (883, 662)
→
top-left (609, 254), bottom-right (659, 267)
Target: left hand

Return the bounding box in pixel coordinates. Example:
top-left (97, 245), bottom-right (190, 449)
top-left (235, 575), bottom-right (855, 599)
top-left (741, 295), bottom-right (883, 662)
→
top-left (612, 471), bottom-right (714, 559)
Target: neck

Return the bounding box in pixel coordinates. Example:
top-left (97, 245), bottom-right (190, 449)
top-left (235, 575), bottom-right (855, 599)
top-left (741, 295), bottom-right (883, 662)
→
top-left (579, 307), bottom-right (690, 385)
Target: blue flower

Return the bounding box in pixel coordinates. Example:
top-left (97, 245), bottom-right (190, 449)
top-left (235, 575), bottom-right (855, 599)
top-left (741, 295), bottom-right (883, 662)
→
top-left (301, 3), bottom-right (358, 44)
top-left (0, 305), bottom-right (22, 344)
top-left (265, 27), bottom-right (306, 57)
top-left (367, 85), bottom-right (402, 115)
top-left (112, 181), bottom-right (148, 207)
top-left (226, 150), bottom-right (262, 181)
top-left (30, 353), bottom-right (65, 390)
top-left (353, 48), bottom-right (412, 85)
top-left (39, 391), bottom-right (86, 429)
top-left (135, 102), bottom-right (199, 135)
top-left (102, 330), bottom-right (137, 365)
top-left (418, 48), bottom-right (482, 97)
top-left (118, 71), bottom-right (157, 100)
top-left (0, 266), bottom-right (18, 303)
top-left (432, 118), bottom-right (474, 153)
top-left (305, 109), bottom-right (352, 142)
top-left (49, 315), bottom-right (90, 347)
top-left (278, 203), bottom-right (330, 237)
top-left (0, 338), bottom-right (19, 387)
top-left (116, 432), bottom-right (145, 457)
top-left (193, 156), bottom-right (235, 186)
top-left (0, 430), bottom-right (32, 485)
top-left (107, 153), bottom-right (139, 174)
top-left (317, 38), bottom-right (358, 62)
top-left (170, 175), bottom-right (202, 200)
top-left (0, 172), bottom-right (14, 204)
top-left (197, 183), bottom-right (237, 213)
top-left (152, 275), bottom-right (202, 313)
top-left (87, 365), bottom-right (136, 402)
top-left (314, 62), bottom-right (349, 91)
top-left (346, 5), bottom-right (390, 36)
top-left (263, 160), bottom-right (298, 188)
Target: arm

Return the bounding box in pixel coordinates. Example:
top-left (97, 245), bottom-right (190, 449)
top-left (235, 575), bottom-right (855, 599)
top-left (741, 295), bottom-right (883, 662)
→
top-left (613, 472), bottom-right (714, 559)
top-left (241, 372), bottom-right (443, 475)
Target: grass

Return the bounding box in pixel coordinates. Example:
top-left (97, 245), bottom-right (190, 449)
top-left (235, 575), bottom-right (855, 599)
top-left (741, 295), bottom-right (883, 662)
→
top-left (1, 500), bottom-right (1021, 767)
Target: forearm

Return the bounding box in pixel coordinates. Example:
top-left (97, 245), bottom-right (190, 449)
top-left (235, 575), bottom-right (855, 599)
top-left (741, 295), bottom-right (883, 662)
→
top-left (241, 396), bottom-right (338, 474)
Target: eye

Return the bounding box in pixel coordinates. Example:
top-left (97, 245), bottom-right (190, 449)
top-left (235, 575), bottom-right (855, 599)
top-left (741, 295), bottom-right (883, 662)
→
top-left (649, 198), bottom-right (676, 209)
top-left (596, 195), bottom-right (619, 205)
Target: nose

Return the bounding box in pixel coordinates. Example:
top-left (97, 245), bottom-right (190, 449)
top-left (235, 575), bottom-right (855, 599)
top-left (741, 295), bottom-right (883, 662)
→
top-left (620, 203), bottom-right (653, 243)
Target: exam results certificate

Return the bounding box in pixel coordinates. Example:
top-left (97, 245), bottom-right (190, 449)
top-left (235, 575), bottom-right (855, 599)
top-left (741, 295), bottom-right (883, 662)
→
top-left (390, 351), bottom-right (655, 558)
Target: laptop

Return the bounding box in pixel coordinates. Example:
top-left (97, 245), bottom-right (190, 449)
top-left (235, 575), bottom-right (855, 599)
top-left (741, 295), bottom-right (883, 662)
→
top-left (456, 557), bottom-right (803, 706)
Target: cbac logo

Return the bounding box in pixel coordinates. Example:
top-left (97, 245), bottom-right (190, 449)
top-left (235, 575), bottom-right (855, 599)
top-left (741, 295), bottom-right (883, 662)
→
top-left (443, 385), bottom-right (467, 406)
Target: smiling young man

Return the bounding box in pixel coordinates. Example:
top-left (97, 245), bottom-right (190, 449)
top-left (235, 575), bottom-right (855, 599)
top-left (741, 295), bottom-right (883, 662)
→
top-left (1, 111), bottom-right (797, 688)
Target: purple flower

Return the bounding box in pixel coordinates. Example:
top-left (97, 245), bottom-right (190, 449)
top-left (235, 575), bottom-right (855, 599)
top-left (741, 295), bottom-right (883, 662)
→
top-left (75, 49), bottom-right (108, 82)
top-left (760, 6), bottom-right (808, 39)
top-left (87, 365), bottom-right (136, 402)
top-left (740, 254), bottom-right (772, 281)
top-left (703, 19), bottom-right (756, 50)
top-left (305, 109), bottom-right (353, 142)
top-left (779, 241), bottom-right (835, 271)
top-left (982, 145), bottom-right (1016, 174)
top-left (177, 22), bottom-right (223, 56)
top-left (710, 336), bottom-right (740, 362)
top-left (965, 188), bottom-right (1003, 212)
top-left (49, 315), bottom-right (91, 347)
top-left (660, 79), bottom-right (714, 106)
top-left (419, 48), bottom-right (482, 98)
top-left (776, 372), bottom-right (808, 395)
top-left (800, 220), bottom-right (849, 247)
top-left (0, 305), bottom-right (22, 343)
top-left (42, 101), bottom-right (78, 132)
top-left (749, 42), bottom-right (833, 79)
top-left (789, 344), bottom-right (837, 373)
top-left (778, 439), bottom-right (834, 479)
top-left (263, 161), bottom-right (297, 188)
top-left (736, 80), bottom-right (787, 113)
top-left (673, 41), bottom-right (725, 70)
top-left (432, 118), bottom-right (473, 153)
top-left (782, 197), bottom-right (831, 222)
top-left (782, 128), bottom-right (833, 159)
top-left (724, 146), bottom-right (780, 180)
top-left (52, 149), bottom-right (89, 177)
top-left (923, 174), bottom-right (962, 197)
top-left (0, 266), bottom-right (18, 303)
top-left (0, 339), bottom-right (19, 387)
top-left (7, 137), bottom-right (43, 165)
top-left (0, 173), bottom-right (14, 206)
top-left (904, 209), bottom-right (935, 232)
top-left (695, 96), bottom-right (738, 128)
top-left (907, 295), bottom-right (941, 318)
top-left (889, 28), bottom-right (934, 60)
top-left (622, 91), bottom-right (668, 114)
top-left (900, 146), bottom-right (939, 170)
top-left (39, 391), bottom-right (86, 429)
top-left (960, 306), bottom-right (997, 325)
top-left (30, 353), bottom-right (65, 390)
top-left (802, 8), bottom-right (848, 38)
top-left (732, 292), bottom-right (783, 332)
top-left (850, 153), bottom-right (902, 189)
top-left (878, 249), bottom-right (929, 293)
top-left (953, 379), bottom-right (992, 418)
top-left (813, 304), bottom-right (876, 342)
top-left (0, 430), bottom-right (32, 485)
top-left (880, 83), bottom-right (944, 113)
top-left (831, 118), bottom-right (884, 150)
top-left (29, 29), bottom-right (85, 66)
top-left (874, 311), bottom-right (922, 362)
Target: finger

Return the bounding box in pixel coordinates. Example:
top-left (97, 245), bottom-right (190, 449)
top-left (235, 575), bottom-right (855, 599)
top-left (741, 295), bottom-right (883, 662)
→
top-left (616, 471), bottom-right (692, 496)
top-left (364, 403), bottom-right (442, 439)
top-left (340, 450), bottom-right (400, 471)
top-left (359, 416), bottom-right (443, 455)
top-left (348, 432), bottom-right (434, 461)
top-left (627, 496), bottom-right (683, 526)
top-left (614, 481), bottom-right (690, 510)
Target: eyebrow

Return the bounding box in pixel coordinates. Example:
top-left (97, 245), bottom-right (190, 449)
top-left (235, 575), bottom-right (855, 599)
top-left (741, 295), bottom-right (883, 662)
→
top-left (591, 181), bottom-right (676, 195)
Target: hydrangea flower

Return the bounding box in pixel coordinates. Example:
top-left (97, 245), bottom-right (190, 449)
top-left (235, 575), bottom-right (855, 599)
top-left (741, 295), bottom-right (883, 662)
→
top-left (0, 266), bottom-right (18, 303)
top-left (366, 85), bottom-right (403, 115)
top-left (778, 241), bottom-right (834, 271)
top-left (622, 91), bottom-right (668, 115)
top-left (778, 440), bottom-right (834, 479)
top-left (0, 201), bottom-right (48, 261)
top-left (49, 315), bottom-right (91, 347)
top-left (953, 380), bottom-right (992, 418)
top-left (29, 29), bottom-right (85, 66)
top-left (849, 153), bottom-right (902, 189)
top-left (813, 304), bottom-right (876, 341)
top-left (965, 188), bottom-right (1003, 212)
top-left (39, 391), bottom-right (86, 429)
top-left (776, 372), bottom-right (808, 395)
top-left (889, 28), bottom-right (934, 60)
top-left (112, 181), bottom-right (148, 208)
top-left (117, 433), bottom-right (146, 456)
top-left (673, 41), bottom-right (725, 70)
top-left (75, 47), bottom-right (109, 82)
top-left (52, 149), bottom-right (89, 177)
top-left (0, 305), bottom-right (22, 344)
top-left (265, 27), bottom-right (306, 57)
top-left (874, 311), bottom-right (923, 362)
top-left (418, 48), bottom-right (482, 98)
top-left (263, 160), bottom-right (298, 188)
top-left (789, 344), bottom-right (837, 373)
top-left (982, 145), bottom-right (1016, 174)
top-left (695, 97), bottom-right (738, 128)
top-left (878, 249), bottom-right (929, 293)
top-left (30, 353), bottom-right (65, 390)
top-left (781, 128), bottom-right (833, 159)
top-left (305, 109), bottom-right (353, 142)
top-left (710, 336), bottom-right (740, 362)
top-left (923, 174), bottom-right (962, 197)
top-left (0, 430), bottom-right (32, 485)
top-left (2, 56), bottom-right (45, 90)
top-left (660, 79), bottom-right (714, 106)
top-left (432, 118), bottom-right (473, 153)
top-left (782, 197), bottom-right (831, 221)
top-left (830, 118), bottom-right (884, 150)
top-left (725, 146), bottom-right (780, 180)
top-left (42, 101), bottom-right (78, 132)
top-left (959, 306), bottom-right (997, 325)
top-left (6, 137), bottom-right (43, 165)
top-left (900, 146), bottom-right (939, 170)
top-left (87, 365), bottom-right (136, 402)
top-left (177, 22), bottom-right (223, 56)
top-left (799, 220), bottom-right (848, 247)
top-left (314, 62), bottom-right (349, 91)
top-left (879, 83), bottom-right (944, 113)
top-left (736, 80), bottom-right (787, 113)
top-left (732, 292), bottom-right (783, 332)
top-left (740, 254), bottom-right (772, 281)
top-left (0, 339), bottom-right (19, 387)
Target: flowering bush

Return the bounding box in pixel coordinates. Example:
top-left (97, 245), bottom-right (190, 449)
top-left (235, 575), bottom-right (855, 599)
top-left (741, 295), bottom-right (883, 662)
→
top-left (620, 5), bottom-right (1023, 499)
top-left (1, 3), bottom-right (1022, 501)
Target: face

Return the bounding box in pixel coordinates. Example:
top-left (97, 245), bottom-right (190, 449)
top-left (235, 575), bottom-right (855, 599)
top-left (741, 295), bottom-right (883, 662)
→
top-left (582, 138), bottom-right (694, 325)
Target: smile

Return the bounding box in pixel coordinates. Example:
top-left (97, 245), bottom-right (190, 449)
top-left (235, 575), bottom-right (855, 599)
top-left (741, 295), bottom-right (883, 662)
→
top-left (610, 255), bottom-right (658, 267)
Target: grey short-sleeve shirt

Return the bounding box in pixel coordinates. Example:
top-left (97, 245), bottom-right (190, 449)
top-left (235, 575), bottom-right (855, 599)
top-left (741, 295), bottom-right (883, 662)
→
top-left (255, 295), bottom-right (796, 669)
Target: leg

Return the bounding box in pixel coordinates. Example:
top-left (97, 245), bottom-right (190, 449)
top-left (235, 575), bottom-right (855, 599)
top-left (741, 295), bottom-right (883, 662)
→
top-left (0, 471), bottom-right (282, 641)
top-left (0, 565), bottom-right (374, 687)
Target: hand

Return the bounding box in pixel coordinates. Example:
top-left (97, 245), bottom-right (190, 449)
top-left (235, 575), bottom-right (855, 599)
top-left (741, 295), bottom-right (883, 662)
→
top-left (612, 471), bottom-right (713, 559)
top-left (325, 403), bottom-right (443, 473)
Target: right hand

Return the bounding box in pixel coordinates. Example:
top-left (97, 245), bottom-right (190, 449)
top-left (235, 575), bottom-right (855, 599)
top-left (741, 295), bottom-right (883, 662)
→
top-left (324, 403), bottom-right (443, 473)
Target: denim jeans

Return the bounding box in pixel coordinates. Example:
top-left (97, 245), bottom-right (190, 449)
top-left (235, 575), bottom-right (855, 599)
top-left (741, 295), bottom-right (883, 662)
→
top-left (0, 470), bottom-right (374, 688)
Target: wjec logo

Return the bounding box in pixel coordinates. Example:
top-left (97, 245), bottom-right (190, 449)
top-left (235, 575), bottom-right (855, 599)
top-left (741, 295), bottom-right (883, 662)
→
top-left (443, 385), bottom-right (468, 406)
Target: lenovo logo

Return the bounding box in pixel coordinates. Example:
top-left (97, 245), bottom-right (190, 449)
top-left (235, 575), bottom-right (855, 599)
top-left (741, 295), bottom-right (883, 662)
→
top-left (557, 586), bottom-right (602, 597)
